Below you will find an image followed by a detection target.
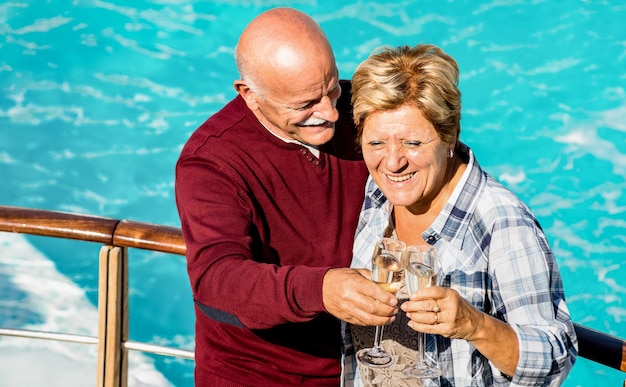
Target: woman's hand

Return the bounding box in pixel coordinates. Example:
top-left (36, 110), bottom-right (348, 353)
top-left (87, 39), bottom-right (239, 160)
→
top-left (401, 286), bottom-right (483, 341)
top-left (401, 285), bottom-right (519, 376)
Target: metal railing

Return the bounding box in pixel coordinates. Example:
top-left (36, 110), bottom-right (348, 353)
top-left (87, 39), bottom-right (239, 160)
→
top-left (0, 205), bottom-right (624, 386)
top-left (0, 205), bottom-right (192, 387)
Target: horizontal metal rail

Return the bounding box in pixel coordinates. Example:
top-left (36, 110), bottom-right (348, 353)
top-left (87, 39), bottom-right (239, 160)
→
top-left (123, 341), bottom-right (194, 360)
top-left (0, 327), bottom-right (194, 360)
top-left (1, 204), bottom-right (624, 384)
top-left (0, 327), bottom-right (99, 345)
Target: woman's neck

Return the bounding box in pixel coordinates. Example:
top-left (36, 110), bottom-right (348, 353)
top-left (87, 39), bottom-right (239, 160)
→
top-left (394, 154), bottom-right (467, 245)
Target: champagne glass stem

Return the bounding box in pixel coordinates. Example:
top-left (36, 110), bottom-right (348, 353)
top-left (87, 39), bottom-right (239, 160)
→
top-left (373, 325), bottom-right (384, 351)
top-left (417, 331), bottom-right (426, 364)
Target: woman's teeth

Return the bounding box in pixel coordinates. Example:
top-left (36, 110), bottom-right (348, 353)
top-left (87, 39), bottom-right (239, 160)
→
top-left (386, 173), bottom-right (415, 182)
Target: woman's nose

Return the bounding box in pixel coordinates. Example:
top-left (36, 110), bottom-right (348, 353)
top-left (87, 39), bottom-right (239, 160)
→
top-left (384, 146), bottom-right (407, 172)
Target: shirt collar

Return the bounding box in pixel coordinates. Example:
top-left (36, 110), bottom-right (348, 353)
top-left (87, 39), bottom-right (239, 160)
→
top-left (426, 143), bottom-right (485, 249)
top-left (259, 120), bottom-right (320, 157)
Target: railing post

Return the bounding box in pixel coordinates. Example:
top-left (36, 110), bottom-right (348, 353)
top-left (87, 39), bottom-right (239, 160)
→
top-left (97, 245), bottom-right (129, 387)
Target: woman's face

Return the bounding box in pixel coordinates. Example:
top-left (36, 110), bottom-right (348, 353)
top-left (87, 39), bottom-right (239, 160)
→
top-left (361, 104), bottom-right (453, 211)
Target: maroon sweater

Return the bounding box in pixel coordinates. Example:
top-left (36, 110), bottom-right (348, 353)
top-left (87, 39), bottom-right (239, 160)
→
top-left (175, 83), bottom-right (368, 386)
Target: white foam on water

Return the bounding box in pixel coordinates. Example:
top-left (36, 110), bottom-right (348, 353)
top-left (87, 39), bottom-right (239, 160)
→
top-left (554, 100), bottom-right (626, 176)
top-left (0, 231), bottom-right (172, 387)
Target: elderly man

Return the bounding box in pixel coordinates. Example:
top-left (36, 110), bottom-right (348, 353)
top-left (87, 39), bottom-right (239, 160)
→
top-left (175, 7), bottom-right (398, 386)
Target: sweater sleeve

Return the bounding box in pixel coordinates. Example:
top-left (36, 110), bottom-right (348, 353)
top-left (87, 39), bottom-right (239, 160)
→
top-left (175, 151), bottom-right (329, 330)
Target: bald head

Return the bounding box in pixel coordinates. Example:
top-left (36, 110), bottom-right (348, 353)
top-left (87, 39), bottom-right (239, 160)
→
top-left (235, 7), bottom-right (335, 94)
top-left (232, 8), bottom-right (340, 147)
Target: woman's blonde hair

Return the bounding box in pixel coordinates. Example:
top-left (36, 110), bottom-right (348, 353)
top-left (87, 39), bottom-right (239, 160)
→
top-left (351, 44), bottom-right (462, 146)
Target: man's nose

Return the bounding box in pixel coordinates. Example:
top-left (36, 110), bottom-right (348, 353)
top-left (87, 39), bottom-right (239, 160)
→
top-left (316, 95), bottom-right (339, 122)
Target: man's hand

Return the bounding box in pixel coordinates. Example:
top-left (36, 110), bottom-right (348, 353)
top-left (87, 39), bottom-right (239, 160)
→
top-left (322, 268), bottom-right (398, 326)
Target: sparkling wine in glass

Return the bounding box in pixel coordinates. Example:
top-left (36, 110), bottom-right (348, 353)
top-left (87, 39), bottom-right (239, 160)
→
top-left (356, 237), bottom-right (406, 368)
top-left (403, 244), bottom-right (442, 379)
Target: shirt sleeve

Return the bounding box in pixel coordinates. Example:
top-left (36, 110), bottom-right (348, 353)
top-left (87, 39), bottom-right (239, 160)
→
top-left (488, 216), bottom-right (577, 386)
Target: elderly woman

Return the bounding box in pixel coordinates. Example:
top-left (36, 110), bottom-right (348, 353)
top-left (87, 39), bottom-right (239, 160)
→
top-left (344, 44), bottom-right (577, 386)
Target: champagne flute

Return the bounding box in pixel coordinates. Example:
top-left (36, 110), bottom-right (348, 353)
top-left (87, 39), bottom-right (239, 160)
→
top-left (356, 237), bottom-right (406, 368)
top-left (403, 244), bottom-right (442, 379)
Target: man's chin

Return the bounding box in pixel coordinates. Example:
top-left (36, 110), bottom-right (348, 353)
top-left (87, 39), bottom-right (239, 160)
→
top-left (300, 126), bottom-right (335, 146)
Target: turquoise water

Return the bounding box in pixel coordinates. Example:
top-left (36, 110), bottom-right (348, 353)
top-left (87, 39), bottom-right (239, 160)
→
top-left (1, 1), bottom-right (625, 386)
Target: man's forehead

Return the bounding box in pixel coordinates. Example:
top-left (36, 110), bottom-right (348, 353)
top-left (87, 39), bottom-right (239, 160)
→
top-left (272, 73), bottom-right (339, 104)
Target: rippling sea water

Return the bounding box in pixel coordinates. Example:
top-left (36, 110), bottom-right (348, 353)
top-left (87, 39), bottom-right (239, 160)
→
top-left (1, 1), bottom-right (625, 386)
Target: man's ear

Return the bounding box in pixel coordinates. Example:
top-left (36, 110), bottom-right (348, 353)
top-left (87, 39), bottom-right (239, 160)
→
top-left (234, 80), bottom-right (259, 111)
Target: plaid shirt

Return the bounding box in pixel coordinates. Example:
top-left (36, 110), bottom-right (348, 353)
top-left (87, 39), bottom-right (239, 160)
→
top-left (342, 143), bottom-right (577, 386)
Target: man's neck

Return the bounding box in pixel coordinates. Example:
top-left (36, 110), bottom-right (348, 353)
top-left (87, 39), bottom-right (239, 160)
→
top-left (259, 119), bottom-right (320, 157)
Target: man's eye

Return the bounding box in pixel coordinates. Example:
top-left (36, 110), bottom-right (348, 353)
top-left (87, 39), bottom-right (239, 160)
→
top-left (296, 101), bottom-right (316, 111)
top-left (368, 141), bottom-right (384, 146)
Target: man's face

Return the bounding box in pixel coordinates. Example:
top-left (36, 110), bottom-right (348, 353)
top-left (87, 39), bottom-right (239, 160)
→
top-left (251, 65), bottom-right (341, 147)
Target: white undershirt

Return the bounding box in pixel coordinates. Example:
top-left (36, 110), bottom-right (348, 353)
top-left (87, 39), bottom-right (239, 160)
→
top-left (262, 122), bottom-right (320, 157)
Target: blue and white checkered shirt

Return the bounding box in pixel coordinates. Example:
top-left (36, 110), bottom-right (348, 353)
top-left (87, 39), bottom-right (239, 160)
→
top-left (342, 143), bottom-right (577, 387)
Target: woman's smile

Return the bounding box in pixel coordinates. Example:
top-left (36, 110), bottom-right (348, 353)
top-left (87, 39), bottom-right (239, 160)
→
top-left (385, 172), bottom-right (416, 183)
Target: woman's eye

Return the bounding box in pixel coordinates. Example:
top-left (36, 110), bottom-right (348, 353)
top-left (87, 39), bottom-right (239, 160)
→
top-left (405, 141), bottom-right (422, 147)
top-left (368, 141), bottom-right (384, 146)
